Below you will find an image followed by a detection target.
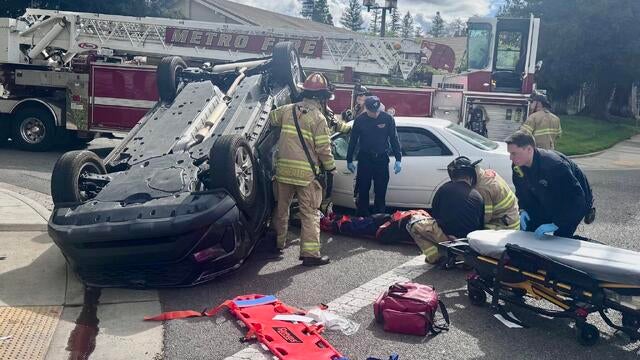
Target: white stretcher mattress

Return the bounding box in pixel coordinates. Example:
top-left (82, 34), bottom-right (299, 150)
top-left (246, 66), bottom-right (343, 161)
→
top-left (467, 230), bottom-right (640, 286)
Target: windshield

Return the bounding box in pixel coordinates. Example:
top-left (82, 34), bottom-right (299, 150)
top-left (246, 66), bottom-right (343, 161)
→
top-left (446, 123), bottom-right (499, 151)
top-left (467, 23), bottom-right (492, 70)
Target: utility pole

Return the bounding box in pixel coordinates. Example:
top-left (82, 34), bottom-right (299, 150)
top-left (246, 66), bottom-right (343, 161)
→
top-left (363, 0), bottom-right (398, 37)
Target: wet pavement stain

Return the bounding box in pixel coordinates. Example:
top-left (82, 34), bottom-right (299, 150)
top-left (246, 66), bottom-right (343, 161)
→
top-left (66, 287), bottom-right (102, 360)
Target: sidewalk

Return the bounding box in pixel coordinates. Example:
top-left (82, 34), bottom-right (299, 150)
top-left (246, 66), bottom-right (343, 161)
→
top-left (573, 134), bottom-right (640, 170)
top-left (0, 185), bottom-right (163, 360)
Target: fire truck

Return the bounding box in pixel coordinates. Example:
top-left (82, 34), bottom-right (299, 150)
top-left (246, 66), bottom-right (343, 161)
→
top-left (0, 8), bottom-right (540, 150)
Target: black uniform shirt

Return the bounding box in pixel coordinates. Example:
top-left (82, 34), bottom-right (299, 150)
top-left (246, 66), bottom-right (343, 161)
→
top-left (431, 180), bottom-right (485, 238)
top-left (346, 111), bottom-right (402, 162)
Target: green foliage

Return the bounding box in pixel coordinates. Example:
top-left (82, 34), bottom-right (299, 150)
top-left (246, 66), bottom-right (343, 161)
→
top-left (340, 0), bottom-right (364, 32)
top-left (401, 11), bottom-right (414, 38)
top-left (2, 0), bottom-right (182, 18)
top-left (556, 115), bottom-right (639, 155)
top-left (386, 8), bottom-right (400, 36)
top-left (500, 0), bottom-right (640, 119)
top-left (446, 18), bottom-right (466, 37)
top-left (312, 0), bottom-right (334, 25)
top-left (368, 8), bottom-right (382, 35)
top-left (428, 11), bottom-right (445, 38)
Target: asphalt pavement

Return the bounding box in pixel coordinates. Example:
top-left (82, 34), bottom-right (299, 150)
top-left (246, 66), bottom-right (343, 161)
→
top-left (1, 136), bottom-right (640, 359)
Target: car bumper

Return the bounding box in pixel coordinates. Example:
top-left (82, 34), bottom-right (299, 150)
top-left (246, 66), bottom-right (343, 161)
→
top-left (48, 190), bottom-right (253, 288)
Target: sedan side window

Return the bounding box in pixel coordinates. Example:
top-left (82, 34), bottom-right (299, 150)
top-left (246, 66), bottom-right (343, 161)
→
top-left (332, 134), bottom-right (358, 160)
top-left (398, 127), bottom-right (452, 156)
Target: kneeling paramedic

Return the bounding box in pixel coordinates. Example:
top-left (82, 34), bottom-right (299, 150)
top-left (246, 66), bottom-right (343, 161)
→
top-left (269, 72), bottom-right (337, 266)
top-left (407, 178), bottom-right (485, 264)
top-left (448, 156), bottom-right (520, 230)
top-left (346, 96), bottom-right (402, 216)
top-left (506, 131), bottom-right (595, 238)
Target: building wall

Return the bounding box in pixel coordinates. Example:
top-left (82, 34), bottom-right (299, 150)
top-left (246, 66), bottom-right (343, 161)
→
top-left (179, 0), bottom-right (244, 25)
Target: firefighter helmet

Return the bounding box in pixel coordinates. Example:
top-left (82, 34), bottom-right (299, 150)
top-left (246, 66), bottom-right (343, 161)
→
top-left (355, 85), bottom-right (371, 96)
top-left (530, 92), bottom-right (551, 109)
top-left (299, 72), bottom-right (334, 99)
top-left (447, 156), bottom-right (482, 185)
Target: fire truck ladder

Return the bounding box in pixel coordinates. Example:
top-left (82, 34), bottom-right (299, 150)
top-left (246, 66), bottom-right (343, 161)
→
top-left (15, 8), bottom-right (420, 78)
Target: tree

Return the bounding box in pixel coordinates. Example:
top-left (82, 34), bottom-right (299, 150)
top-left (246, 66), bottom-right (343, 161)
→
top-left (428, 11), bottom-right (446, 38)
top-left (414, 25), bottom-right (423, 38)
top-left (312, 0), bottom-right (334, 25)
top-left (446, 18), bottom-right (467, 37)
top-left (300, 0), bottom-right (315, 19)
top-left (2, 0), bottom-right (181, 18)
top-left (387, 8), bottom-right (400, 36)
top-left (500, 0), bottom-right (640, 119)
top-left (401, 11), bottom-right (414, 39)
top-left (368, 8), bottom-right (382, 35)
top-left (340, 0), bottom-right (364, 31)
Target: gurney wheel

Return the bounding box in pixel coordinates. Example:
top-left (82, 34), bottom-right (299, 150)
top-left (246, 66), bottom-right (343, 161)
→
top-left (576, 323), bottom-right (599, 346)
top-left (467, 284), bottom-right (487, 306)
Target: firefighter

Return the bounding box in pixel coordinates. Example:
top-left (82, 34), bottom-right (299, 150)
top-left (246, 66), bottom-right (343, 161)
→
top-left (407, 179), bottom-right (485, 264)
top-left (506, 131), bottom-right (595, 238)
top-left (466, 104), bottom-right (489, 137)
top-left (447, 156), bottom-right (520, 230)
top-left (520, 92), bottom-right (562, 150)
top-left (269, 72), bottom-right (336, 266)
top-left (346, 96), bottom-right (402, 216)
top-left (341, 85), bottom-right (371, 122)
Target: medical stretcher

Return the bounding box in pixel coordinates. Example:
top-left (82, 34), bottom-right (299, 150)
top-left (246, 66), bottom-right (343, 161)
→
top-left (438, 230), bottom-right (640, 346)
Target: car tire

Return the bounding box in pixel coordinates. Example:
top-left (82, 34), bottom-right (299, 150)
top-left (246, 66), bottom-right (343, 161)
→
top-left (272, 41), bottom-right (304, 101)
top-left (51, 150), bottom-right (106, 205)
top-left (11, 107), bottom-right (56, 151)
top-left (209, 135), bottom-right (257, 211)
top-left (157, 56), bottom-right (187, 104)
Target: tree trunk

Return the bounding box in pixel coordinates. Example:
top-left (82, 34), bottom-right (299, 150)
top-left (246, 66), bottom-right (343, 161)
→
top-left (584, 81), bottom-right (615, 120)
top-left (610, 83), bottom-right (633, 118)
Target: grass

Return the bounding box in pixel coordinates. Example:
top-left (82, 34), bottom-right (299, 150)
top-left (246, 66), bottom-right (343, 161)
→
top-left (556, 115), bottom-right (640, 156)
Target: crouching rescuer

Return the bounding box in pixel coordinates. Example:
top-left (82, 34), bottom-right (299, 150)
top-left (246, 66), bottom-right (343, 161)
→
top-left (449, 156), bottom-right (520, 230)
top-left (269, 72), bottom-right (336, 266)
top-left (407, 177), bottom-right (485, 264)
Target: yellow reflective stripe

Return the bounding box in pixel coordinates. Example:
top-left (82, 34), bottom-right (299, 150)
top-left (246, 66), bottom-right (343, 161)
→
top-left (522, 124), bottom-right (534, 133)
top-left (494, 191), bottom-right (516, 211)
top-left (484, 205), bottom-right (494, 214)
top-left (322, 160), bottom-right (335, 169)
top-left (281, 128), bottom-right (314, 142)
top-left (276, 176), bottom-right (310, 186)
top-left (277, 161), bottom-right (312, 173)
top-left (282, 124), bottom-right (314, 139)
top-left (533, 128), bottom-right (562, 135)
top-left (315, 136), bottom-right (330, 145)
top-left (508, 220), bottom-right (521, 230)
top-left (302, 244), bottom-right (321, 250)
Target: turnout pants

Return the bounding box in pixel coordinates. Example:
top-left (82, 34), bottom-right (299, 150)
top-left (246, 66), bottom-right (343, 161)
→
top-left (406, 213), bottom-right (449, 264)
top-left (274, 180), bottom-right (323, 258)
top-left (356, 155), bottom-right (390, 216)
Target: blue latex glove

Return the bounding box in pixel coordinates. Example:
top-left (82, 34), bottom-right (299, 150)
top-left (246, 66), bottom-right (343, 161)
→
top-left (520, 210), bottom-right (530, 231)
top-left (534, 223), bottom-right (559, 237)
top-left (347, 162), bottom-right (356, 173)
top-left (394, 161), bottom-right (402, 174)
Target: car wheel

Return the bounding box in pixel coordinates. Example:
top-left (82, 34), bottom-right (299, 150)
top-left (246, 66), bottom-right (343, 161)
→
top-left (51, 150), bottom-right (106, 205)
top-left (157, 56), bottom-right (187, 104)
top-left (272, 41), bottom-right (304, 100)
top-left (209, 135), bottom-right (257, 211)
top-left (11, 107), bottom-right (56, 151)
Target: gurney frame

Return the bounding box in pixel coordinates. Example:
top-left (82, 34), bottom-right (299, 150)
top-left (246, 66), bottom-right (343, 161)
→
top-left (438, 239), bottom-right (640, 346)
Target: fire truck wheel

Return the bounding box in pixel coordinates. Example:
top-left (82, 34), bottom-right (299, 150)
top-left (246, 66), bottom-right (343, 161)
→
top-left (272, 41), bottom-right (304, 100)
top-left (51, 150), bottom-right (106, 205)
top-left (157, 56), bottom-right (187, 104)
top-left (11, 107), bottom-right (56, 151)
top-left (209, 135), bottom-right (257, 211)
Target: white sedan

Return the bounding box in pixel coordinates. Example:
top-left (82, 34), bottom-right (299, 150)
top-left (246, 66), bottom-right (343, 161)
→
top-left (330, 117), bottom-right (514, 209)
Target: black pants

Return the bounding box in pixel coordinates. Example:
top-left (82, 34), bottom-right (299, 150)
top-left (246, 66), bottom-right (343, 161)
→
top-left (356, 155), bottom-right (389, 216)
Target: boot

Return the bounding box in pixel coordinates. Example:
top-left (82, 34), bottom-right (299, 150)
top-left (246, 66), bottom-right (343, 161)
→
top-left (301, 255), bottom-right (330, 267)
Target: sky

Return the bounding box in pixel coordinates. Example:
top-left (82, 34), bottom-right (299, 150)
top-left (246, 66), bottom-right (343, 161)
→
top-left (226, 0), bottom-right (505, 32)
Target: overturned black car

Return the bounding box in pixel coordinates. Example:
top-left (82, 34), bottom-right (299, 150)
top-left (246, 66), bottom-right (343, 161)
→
top-left (48, 42), bottom-right (305, 288)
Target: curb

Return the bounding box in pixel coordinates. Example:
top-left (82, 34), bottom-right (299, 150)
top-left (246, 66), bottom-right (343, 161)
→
top-left (568, 149), bottom-right (607, 159)
top-left (0, 186), bottom-right (51, 231)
